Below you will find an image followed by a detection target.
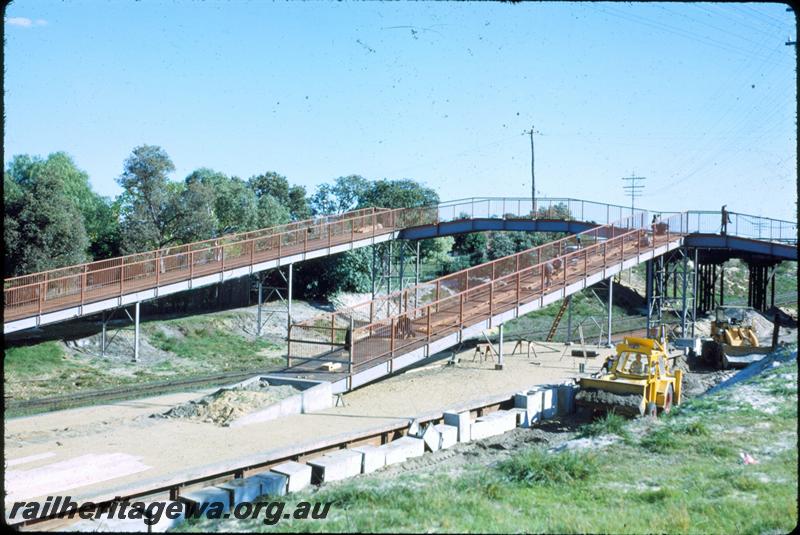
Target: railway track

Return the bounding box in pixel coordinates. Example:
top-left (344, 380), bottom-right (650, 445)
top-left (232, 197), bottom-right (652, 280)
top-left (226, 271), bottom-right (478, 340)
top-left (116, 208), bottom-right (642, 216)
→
top-left (4, 368), bottom-right (280, 416)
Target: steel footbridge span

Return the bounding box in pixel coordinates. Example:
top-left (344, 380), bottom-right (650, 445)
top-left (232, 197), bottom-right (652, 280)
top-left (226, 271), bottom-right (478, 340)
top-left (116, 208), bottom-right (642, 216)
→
top-left (3, 198), bottom-right (653, 334)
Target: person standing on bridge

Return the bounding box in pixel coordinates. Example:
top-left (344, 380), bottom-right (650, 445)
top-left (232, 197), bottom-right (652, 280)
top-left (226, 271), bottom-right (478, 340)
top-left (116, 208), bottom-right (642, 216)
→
top-left (721, 205), bottom-right (732, 235)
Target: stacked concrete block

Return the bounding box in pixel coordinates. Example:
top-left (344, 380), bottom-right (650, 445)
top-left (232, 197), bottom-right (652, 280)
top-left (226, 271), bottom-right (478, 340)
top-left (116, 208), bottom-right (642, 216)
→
top-left (421, 424), bottom-right (441, 452)
top-left (350, 444), bottom-right (386, 474)
top-left (270, 461), bottom-right (312, 493)
top-left (556, 381), bottom-right (579, 416)
top-left (433, 423), bottom-right (458, 449)
top-left (540, 386), bottom-right (557, 419)
top-left (443, 410), bottom-right (473, 443)
top-left (307, 449), bottom-right (363, 484)
top-left (178, 486), bottom-right (231, 516)
top-left (470, 410), bottom-right (517, 440)
top-left (250, 471), bottom-right (288, 497)
top-left (514, 390), bottom-right (543, 427)
top-left (381, 436), bottom-right (425, 466)
top-left (217, 478), bottom-right (262, 506)
top-left (509, 407), bottom-right (528, 427)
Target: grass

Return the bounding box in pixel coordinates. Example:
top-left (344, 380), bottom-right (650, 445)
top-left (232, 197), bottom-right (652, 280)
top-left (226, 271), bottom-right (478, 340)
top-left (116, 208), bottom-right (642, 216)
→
top-left (4, 342), bottom-right (70, 376)
top-left (4, 314), bottom-right (286, 406)
top-left (579, 411), bottom-right (629, 439)
top-left (183, 352), bottom-right (798, 534)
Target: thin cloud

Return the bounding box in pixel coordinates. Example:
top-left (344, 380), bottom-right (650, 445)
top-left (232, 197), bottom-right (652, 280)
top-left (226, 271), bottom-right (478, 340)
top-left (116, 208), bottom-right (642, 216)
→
top-left (6, 17), bottom-right (47, 28)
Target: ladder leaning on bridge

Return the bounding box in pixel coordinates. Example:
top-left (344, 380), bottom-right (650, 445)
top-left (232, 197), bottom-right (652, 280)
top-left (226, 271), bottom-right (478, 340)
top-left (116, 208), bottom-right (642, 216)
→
top-left (545, 296), bottom-right (571, 343)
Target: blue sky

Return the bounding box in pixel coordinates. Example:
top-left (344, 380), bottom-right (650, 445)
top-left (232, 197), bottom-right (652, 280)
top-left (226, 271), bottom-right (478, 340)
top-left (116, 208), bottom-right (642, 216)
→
top-left (4, 1), bottom-right (797, 220)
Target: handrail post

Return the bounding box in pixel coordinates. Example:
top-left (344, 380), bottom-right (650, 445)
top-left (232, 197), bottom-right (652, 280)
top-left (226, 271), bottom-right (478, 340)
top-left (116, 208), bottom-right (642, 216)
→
top-left (221, 245), bottom-right (225, 273)
top-left (38, 282), bottom-right (44, 316)
top-left (489, 281), bottom-right (494, 321)
top-left (390, 317), bottom-right (395, 357)
top-left (81, 265), bottom-right (87, 305)
top-left (516, 271), bottom-right (521, 304)
top-left (348, 317), bottom-right (354, 375)
top-left (250, 239), bottom-right (255, 264)
top-left (189, 251), bottom-right (194, 280)
top-left (459, 293), bottom-right (464, 328)
top-left (119, 261), bottom-right (123, 296)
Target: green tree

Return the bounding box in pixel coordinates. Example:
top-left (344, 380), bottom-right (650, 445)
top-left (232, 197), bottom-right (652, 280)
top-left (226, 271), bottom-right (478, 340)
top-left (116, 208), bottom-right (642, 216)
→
top-left (5, 153), bottom-right (121, 262)
top-left (117, 145), bottom-right (180, 252)
top-left (248, 171), bottom-right (310, 221)
top-left (4, 160), bottom-right (90, 275)
top-left (257, 194), bottom-right (292, 228)
top-left (309, 175), bottom-right (370, 214)
top-left (185, 168), bottom-right (260, 236)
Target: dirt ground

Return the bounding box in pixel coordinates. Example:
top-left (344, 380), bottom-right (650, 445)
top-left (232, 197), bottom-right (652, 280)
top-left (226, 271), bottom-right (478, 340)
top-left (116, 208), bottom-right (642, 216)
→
top-left (4, 329), bottom-right (792, 511)
top-left (3, 341), bottom-right (608, 508)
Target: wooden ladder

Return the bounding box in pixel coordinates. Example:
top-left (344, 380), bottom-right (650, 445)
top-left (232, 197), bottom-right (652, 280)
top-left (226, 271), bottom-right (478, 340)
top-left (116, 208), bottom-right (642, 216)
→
top-left (545, 296), bottom-right (571, 342)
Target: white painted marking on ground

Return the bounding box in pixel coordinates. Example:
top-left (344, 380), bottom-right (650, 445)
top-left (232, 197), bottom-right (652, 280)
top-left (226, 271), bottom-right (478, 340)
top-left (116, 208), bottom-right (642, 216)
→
top-left (6, 451), bottom-right (57, 467)
top-left (4, 453), bottom-right (151, 502)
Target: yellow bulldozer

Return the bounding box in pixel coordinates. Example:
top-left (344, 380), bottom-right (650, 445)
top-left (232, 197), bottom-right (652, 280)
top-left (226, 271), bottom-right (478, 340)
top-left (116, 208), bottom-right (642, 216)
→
top-left (700, 306), bottom-right (772, 369)
top-left (576, 336), bottom-right (682, 417)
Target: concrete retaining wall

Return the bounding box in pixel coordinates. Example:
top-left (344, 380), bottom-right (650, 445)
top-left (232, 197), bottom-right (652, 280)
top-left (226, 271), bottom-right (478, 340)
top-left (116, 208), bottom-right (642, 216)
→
top-left (227, 377), bottom-right (333, 428)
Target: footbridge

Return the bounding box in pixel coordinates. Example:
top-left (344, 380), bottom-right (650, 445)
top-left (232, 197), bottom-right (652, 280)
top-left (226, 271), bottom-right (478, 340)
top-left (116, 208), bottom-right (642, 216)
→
top-left (4, 198), bottom-right (796, 368)
top-left (2, 198), bottom-right (650, 334)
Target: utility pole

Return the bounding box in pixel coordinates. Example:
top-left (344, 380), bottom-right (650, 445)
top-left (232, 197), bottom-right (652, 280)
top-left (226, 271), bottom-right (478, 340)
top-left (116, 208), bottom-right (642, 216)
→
top-left (621, 173), bottom-right (646, 219)
top-left (522, 125), bottom-right (541, 215)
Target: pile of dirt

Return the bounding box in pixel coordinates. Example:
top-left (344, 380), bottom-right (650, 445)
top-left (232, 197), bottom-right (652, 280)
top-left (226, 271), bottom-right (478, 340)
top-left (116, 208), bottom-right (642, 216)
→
top-left (158, 380), bottom-right (299, 426)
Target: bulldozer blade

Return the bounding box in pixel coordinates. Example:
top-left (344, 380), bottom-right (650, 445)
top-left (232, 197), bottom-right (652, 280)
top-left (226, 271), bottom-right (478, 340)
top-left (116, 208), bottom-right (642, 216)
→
top-left (575, 388), bottom-right (646, 417)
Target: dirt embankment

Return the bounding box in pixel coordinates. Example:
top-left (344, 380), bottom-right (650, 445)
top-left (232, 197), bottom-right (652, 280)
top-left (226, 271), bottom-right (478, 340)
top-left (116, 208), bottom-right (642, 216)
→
top-left (158, 379), bottom-right (299, 426)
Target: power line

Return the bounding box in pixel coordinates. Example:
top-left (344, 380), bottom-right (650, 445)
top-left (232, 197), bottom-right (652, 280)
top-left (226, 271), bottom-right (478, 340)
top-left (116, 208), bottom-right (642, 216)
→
top-left (621, 173), bottom-right (646, 218)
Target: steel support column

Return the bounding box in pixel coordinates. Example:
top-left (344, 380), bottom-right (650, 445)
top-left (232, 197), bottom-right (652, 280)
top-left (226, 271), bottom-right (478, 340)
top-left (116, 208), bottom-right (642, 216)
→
top-left (496, 323), bottom-right (504, 370)
top-left (133, 301), bottom-right (140, 362)
top-left (606, 278), bottom-right (613, 347)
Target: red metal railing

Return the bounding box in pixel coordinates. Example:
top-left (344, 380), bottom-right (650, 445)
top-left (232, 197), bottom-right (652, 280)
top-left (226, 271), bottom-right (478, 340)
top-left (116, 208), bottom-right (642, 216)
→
top-left (3, 207), bottom-right (400, 322)
top-left (289, 211), bottom-right (687, 373)
top-left (3, 197), bottom-right (600, 323)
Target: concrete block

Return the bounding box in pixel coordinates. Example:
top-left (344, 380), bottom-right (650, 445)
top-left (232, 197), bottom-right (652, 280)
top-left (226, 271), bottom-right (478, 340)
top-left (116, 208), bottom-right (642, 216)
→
top-left (509, 408), bottom-right (528, 426)
top-left (556, 381), bottom-right (579, 416)
top-left (250, 471), bottom-right (288, 497)
top-left (68, 517), bottom-right (151, 532)
top-left (421, 424), bottom-right (441, 452)
top-left (381, 436), bottom-right (425, 465)
top-left (217, 477), bottom-right (262, 506)
top-left (66, 502), bottom-right (185, 532)
top-left (541, 387), bottom-right (557, 419)
top-left (443, 410), bottom-right (472, 442)
top-left (351, 444), bottom-right (386, 474)
top-left (514, 390), bottom-right (543, 426)
top-left (481, 410), bottom-right (517, 433)
top-left (470, 411), bottom-right (516, 440)
top-left (145, 500), bottom-right (185, 533)
top-left (270, 461), bottom-right (312, 493)
top-left (433, 423), bottom-right (458, 449)
top-left (178, 486), bottom-right (231, 516)
top-left (307, 449), bottom-right (362, 483)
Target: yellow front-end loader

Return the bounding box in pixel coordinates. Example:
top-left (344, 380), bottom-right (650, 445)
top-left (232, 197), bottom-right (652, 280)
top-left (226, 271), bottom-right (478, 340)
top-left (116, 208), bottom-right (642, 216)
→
top-left (576, 337), bottom-right (682, 417)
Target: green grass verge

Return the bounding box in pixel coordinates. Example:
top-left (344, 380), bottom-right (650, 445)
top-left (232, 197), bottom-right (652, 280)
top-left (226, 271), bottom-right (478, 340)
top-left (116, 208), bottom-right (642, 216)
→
top-left (182, 351), bottom-right (798, 534)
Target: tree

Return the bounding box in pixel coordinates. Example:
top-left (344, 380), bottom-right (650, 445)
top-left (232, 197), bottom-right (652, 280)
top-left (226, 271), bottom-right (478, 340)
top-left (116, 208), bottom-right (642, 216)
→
top-left (248, 171), bottom-right (310, 221)
top-left (117, 145), bottom-right (180, 252)
top-left (257, 194), bottom-right (292, 228)
top-left (5, 152), bottom-right (121, 262)
top-left (309, 175), bottom-right (370, 215)
top-left (4, 160), bottom-right (90, 275)
top-left (185, 168), bottom-right (262, 236)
